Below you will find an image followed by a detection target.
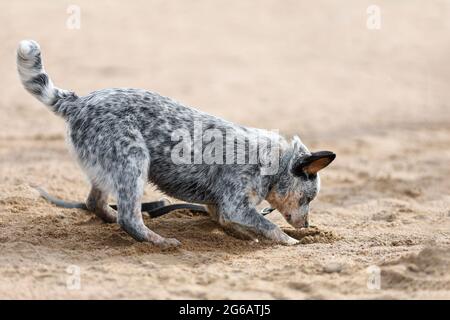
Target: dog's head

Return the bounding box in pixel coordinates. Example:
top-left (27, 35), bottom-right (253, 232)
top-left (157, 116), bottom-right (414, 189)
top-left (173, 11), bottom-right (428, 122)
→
top-left (266, 136), bottom-right (335, 228)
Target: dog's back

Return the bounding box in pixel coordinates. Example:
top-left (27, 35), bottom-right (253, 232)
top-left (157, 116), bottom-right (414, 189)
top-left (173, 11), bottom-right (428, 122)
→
top-left (76, 88), bottom-right (283, 202)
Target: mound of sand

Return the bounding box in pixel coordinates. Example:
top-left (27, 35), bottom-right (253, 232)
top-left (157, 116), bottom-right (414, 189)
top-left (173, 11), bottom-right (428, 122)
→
top-left (381, 247), bottom-right (450, 292)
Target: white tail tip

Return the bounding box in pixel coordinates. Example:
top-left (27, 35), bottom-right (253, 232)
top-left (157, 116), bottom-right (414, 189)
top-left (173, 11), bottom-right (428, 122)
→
top-left (17, 40), bottom-right (41, 59)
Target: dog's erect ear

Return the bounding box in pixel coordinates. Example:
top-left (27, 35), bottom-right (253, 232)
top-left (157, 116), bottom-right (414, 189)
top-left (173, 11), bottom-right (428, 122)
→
top-left (291, 135), bottom-right (310, 155)
top-left (291, 151), bottom-right (336, 177)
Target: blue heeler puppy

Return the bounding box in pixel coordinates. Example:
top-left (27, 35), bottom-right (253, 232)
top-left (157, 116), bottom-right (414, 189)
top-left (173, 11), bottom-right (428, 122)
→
top-left (17, 40), bottom-right (336, 249)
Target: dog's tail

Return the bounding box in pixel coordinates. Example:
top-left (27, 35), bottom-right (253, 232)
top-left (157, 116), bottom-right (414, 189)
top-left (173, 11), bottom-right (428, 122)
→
top-left (16, 40), bottom-right (77, 115)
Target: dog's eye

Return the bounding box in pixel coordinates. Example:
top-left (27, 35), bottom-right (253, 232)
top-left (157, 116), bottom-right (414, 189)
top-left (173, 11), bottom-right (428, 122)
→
top-left (299, 195), bottom-right (310, 206)
top-left (303, 196), bottom-right (313, 204)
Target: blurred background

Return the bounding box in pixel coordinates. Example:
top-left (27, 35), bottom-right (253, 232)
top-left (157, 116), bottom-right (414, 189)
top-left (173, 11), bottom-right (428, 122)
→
top-left (0, 0), bottom-right (449, 299)
top-left (2, 0), bottom-right (449, 139)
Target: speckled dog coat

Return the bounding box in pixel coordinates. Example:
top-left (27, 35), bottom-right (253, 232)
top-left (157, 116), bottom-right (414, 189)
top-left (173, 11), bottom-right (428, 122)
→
top-left (17, 40), bottom-right (335, 248)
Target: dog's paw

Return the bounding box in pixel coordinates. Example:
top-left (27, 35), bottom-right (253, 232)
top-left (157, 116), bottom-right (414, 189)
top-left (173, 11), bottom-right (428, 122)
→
top-left (266, 228), bottom-right (300, 245)
top-left (282, 236), bottom-right (300, 246)
top-left (157, 237), bottom-right (181, 250)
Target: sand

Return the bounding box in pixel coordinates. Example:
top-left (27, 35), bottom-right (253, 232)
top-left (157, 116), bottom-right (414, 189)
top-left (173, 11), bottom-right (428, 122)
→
top-left (0, 0), bottom-right (449, 299)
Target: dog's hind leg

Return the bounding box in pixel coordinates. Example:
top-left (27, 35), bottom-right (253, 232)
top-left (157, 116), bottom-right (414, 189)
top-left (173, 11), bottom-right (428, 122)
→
top-left (206, 204), bottom-right (221, 222)
top-left (86, 186), bottom-right (117, 223)
top-left (112, 151), bottom-right (181, 249)
top-left (115, 176), bottom-right (180, 248)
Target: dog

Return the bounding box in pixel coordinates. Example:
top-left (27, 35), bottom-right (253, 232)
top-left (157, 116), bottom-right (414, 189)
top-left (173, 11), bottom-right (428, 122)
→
top-left (17, 40), bottom-right (336, 248)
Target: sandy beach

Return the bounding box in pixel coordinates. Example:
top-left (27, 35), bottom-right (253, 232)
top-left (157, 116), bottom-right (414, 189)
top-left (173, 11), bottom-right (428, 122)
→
top-left (0, 0), bottom-right (449, 299)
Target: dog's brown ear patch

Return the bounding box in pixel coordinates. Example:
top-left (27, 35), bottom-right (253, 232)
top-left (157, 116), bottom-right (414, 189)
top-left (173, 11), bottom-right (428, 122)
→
top-left (292, 151), bottom-right (336, 177)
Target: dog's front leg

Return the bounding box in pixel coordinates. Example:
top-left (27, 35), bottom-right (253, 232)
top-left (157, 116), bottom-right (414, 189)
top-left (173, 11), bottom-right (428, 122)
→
top-left (86, 186), bottom-right (117, 223)
top-left (207, 204), bottom-right (257, 240)
top-left (217, 205), bottom-right (299, 245)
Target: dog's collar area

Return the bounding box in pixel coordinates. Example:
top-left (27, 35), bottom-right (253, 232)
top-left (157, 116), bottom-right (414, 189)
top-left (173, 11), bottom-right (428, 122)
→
top-left (261, 207), bottom-right (276, 215)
